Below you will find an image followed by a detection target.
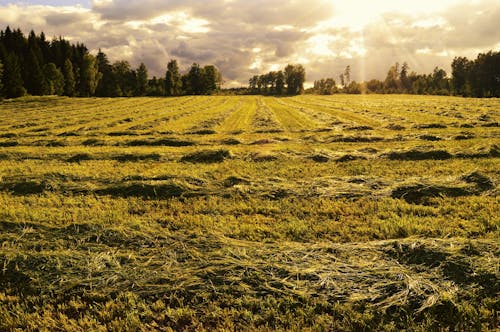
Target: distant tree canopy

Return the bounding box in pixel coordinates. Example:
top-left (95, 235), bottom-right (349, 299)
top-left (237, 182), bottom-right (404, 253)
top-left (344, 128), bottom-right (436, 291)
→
top-left (0, 27), bottom-right (223, 99)
top-left (248, 64), bottom-right (305, 95)
top-left (451, 51), bottom-right (500, 97)
top-left (309, 51), bottom-right (499, 97)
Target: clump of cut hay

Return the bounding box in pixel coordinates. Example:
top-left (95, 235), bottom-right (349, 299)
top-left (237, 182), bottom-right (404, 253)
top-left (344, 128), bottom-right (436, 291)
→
top-left (82, 138), bottom-right (105, 146)
top-left (461, 171), bottom-right (495, 190)
top-left (329, 135), bottom-right (384, 143)
top-left (419, 135), bottom-right (441, 141)
top-left (180, 149), bottom-right (232, 163)
top-left (413, 123), bottom-right (447, 129)
top-left (220, 138), bottom-right (241, 145)
top-left (250, 138), bottom-right (278, 145)
top-left (125, 138), bottom-right (196, 147)
top-left (254, 128), bottom-right (284, 134)
top-left (455, 144), bottom-right (500, 158)
top-left (0, 140), bottom-right (19, 147)
top-left (357, 147), bottom-right (378, 154)
top-left (0, 133), bottom-right (17, 138)
top-left (480, 122), bottom-right (499, 127)
top-left (382, 149), bottom-right (453, 161)
top-left (107, 131), bottom-right (138, 136)
top-left (309, 154), bottom-right (330, 163)
top-left (188, 129), bottom-right (217, 135)
top-left (453, 133), bottom-right (475, 140)
top-left (66, 153), bottom-right (94, 163)
top-left (314, 127), bottom-right (333, 132)
top-left (346, 125), bottom-right (373, 131)
top-left (390, 183), bottom-right (472, 204)
top-left (477, 114), bottom-right (492, 121)
top-left (113, 153), bottom-right (161, 162)
top-left (57, 131), bottom-right (80, 137)
top-left (0, 180), bottom-right (56, 195)
top-left (43, 140), bottom-right (67, 147)
top-left (386, 124), bottom-right (405, 130)
top-left (223, 176), bottom-right (250, 187)
top-left (96, 183), bottom-right (186, 199)
top-left (250, 152), bottom-right (279, 162)
top-left (335, 154), bottom-right (367, 163)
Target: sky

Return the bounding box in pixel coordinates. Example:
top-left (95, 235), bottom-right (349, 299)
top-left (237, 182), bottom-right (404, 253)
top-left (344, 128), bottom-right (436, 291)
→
top-left (0, 0), bottom-right (499, 87)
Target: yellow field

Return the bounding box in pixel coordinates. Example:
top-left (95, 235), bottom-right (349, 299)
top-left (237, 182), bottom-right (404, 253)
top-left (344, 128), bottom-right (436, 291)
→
top-left (0, 95), bottom-right (498, 330)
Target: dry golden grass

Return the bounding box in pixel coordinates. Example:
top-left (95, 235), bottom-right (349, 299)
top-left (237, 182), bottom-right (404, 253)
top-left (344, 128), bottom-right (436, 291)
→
top-left (0, 94), bottom-right (498, 330)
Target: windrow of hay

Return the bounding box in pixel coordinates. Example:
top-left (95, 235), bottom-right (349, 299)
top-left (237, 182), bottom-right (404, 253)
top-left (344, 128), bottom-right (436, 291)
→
top-left (180, 149), bottom-right (232, 163)
top-left (124, 138), bottom-right (196, 147)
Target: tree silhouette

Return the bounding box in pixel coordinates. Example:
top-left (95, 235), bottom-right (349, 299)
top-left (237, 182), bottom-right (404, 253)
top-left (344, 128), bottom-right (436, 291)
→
top-left (2, 53), bottom-right (25, 98)
top-left (43, 63), bottom-right (64, 95)
top-left (62, 58), bottom-right (75, 97)
top-left (136, 63), bottom-right (148, 96)
top-left (165, 59), bottom-right (182, 96)
top-left (79, 54), bottom-right (101, 97)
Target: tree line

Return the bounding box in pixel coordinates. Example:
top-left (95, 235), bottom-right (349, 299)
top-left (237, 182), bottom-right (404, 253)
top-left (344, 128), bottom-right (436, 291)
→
top-left (1, 27), bottom-right (498, 99)
top-left (0, 27), bottom-right (222, 99)
top-left (310, 51), bottom-right (499, 97)
top-left (248, 64), bottom-right (305, 95)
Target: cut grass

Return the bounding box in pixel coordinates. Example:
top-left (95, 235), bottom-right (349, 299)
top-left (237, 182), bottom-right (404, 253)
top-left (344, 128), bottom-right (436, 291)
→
top-left (0, 94), bottom-right (498, 331)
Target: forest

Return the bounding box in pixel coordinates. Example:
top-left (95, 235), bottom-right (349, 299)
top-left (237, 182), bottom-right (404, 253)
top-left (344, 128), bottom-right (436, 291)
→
top-left (0, 26), bottom-right (499, 99)
top-left (0, 27), bottom-right (221, 99)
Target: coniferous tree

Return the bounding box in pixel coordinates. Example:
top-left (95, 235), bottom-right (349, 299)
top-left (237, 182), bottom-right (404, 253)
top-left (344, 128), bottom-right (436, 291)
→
top-left (24, 49), bottom-right (45, 95)
top-left (62, 58), bottom-right (76, 96)
top-left (2, 53), bottom-right (26, 98)
top-left (136, 62), bottom-right (148, 96)
top-left (400, 62), bottom-right (411, 92)
top-left (0, 60), bottom-right (3, 99)
top-left (95, 50), bottom-right (117, 96)
top-left (275, 71), bottom-right (285, 95)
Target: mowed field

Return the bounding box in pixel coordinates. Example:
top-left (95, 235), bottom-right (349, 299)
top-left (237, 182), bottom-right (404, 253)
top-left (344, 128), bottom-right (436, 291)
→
top-left (0, 94), bottom-right (498, 331)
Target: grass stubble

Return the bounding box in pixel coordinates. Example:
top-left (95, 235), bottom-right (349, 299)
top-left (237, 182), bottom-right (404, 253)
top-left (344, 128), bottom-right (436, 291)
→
top-left (0, 94), bottom-right (498, 331)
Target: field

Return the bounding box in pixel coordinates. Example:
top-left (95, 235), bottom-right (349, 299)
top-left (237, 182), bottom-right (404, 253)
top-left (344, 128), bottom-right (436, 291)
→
top-left (0, 94), bottom-right (498, 331)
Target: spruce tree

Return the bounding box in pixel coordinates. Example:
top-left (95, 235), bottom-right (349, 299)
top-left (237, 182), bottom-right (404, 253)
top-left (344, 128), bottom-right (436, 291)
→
top-left (3, 53), bottom-right (26, 98)
top-left (0, 60), bottom-right (3, 99)
top-left (136, 62), bottom-right (148, 96)
top-left (24, 49), bottom-right (45, 95)
top-left (95, 50), bottom-right (115, 97)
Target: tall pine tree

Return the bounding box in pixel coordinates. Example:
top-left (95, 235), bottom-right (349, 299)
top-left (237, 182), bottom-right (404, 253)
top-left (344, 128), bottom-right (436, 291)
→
top-left (95, 50), bottom-right (116, 97)
top-left (0, 60), bottom-right (4, 99)
top-left (136, 63), bottom-right (148, 96)
top-left (2, 53), bottom-right (26, 98)
top-left (24, 49), bottom-right (45, 95)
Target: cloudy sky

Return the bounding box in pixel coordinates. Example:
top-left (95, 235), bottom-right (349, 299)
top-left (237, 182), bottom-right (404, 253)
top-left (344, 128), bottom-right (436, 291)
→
top-left (1, 0), bottom-right (499, 87)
